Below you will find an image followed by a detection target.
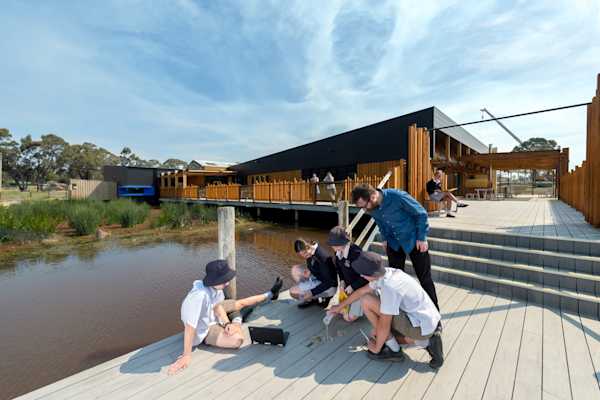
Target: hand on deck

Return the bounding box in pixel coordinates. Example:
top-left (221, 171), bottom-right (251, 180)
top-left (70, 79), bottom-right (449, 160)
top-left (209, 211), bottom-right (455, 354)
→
top-left (416, 240), bottom-right (428, 252)
top-left (168, 354), bottom-right (191, 375)
top-left (225, 322), bottom-right (242, 336)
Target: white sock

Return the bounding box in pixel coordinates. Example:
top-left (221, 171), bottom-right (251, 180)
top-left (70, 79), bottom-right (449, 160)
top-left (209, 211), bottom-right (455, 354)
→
top-left (264, 291), bottom-right (273, 300)
top-left (385, 337), bottom-right (401, 352)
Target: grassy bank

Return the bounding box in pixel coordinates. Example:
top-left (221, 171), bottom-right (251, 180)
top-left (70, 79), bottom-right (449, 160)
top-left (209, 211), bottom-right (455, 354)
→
top-left (0, 199), bottom-right (222, 244)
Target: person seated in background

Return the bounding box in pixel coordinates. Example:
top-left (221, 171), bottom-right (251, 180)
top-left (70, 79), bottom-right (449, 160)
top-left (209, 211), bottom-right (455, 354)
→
top-left (290, 238), bottom-right (338, 308)
top-left (330, 251), bottom-right (444, 369)
top-left (168, 259), bottom-right (283, 374)
top-left (327, 226), bottom-right (368, 322)
top-left (426, 169), bottom-right (468, 218)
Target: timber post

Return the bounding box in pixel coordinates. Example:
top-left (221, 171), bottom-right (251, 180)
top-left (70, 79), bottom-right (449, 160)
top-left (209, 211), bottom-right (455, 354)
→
top-left (218, 206), bottom-right (236, 299)
top-left (338, 200), bottom-right (350, 237)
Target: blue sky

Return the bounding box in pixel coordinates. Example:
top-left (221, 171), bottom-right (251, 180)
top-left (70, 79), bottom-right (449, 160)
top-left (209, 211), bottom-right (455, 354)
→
top-left (1, 0), bottom-right (599, 168)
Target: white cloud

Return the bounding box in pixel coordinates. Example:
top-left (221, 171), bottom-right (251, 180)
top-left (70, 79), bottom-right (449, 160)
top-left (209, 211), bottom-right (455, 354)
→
top-left (0, 0), bottom-right (597, 170)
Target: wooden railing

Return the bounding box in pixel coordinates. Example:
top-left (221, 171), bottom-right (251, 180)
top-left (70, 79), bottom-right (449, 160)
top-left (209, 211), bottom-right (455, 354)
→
top-left (160, 186), bottom-right (199, 199)
top-left (163, 167), bottom-right (406, 205)
top-left (206, 183), bottom-right (241, 200)
top-left (559, 73), bottom-right (600, 226)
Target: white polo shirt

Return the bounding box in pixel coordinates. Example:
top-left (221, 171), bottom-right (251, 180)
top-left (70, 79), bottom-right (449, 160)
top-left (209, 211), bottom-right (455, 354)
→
top-left (369, 268), bottom-right (441, 336)
top-left (180, 280), bottom-right (224, 346)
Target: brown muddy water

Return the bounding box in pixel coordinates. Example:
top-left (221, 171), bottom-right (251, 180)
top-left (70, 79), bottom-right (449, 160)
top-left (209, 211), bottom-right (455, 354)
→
top-left (0, 225), bottom-right (328, 400)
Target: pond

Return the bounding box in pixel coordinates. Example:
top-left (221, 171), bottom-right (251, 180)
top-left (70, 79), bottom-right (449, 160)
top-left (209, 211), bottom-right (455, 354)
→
top-left (0, 225), bottom-right (329, 399)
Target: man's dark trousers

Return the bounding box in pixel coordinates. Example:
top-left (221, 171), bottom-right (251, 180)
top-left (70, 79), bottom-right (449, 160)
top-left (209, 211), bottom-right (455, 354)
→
top-left (386, 246), bottom-right (440, 310)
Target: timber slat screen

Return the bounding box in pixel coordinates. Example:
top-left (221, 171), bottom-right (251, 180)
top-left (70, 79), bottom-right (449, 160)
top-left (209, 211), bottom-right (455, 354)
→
top-left (560, 73), bottom-right (600, 226)
top-left (408, 124), bottom-right (434, 206)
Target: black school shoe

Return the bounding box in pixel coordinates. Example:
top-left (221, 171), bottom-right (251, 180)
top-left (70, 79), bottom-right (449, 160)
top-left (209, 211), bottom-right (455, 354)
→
top-left (318, 296), bottom-right (333, 308)
top-left (426, 332), bottom-right (444, 369)
top-left (297, 298), bottom-right (319, 309)
top-left (367, 345), bottom-right (406, 362)
top-left (241, 307), bottom-right (254, 323)
top-left (457, 203), bottom-right (469, 208)
top-left (270, 277), bottom-right (283, 300)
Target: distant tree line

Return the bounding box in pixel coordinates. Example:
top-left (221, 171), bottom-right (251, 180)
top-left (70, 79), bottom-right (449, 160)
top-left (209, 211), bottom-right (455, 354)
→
top-left (0, 129), bottom-right (188, 191)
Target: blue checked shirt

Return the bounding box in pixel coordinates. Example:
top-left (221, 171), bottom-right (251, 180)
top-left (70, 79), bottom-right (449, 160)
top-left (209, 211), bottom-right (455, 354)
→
top-left (368, 189), bottom-right (430, 254)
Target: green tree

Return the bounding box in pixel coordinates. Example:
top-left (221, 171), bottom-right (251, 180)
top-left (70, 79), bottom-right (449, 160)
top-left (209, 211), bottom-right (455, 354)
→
top-left (0, 131), bottom-right (35, 191)
top-left (63, 142), bottom-right (118, 180)
top-left (512, 137), bottom-right (558, 152)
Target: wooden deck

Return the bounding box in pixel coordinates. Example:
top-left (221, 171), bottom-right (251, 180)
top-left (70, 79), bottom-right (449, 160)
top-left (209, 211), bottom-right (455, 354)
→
top-left (430, 198), bottom-right (600, 240)
top-left (17, 283), bottom-right (600, 400)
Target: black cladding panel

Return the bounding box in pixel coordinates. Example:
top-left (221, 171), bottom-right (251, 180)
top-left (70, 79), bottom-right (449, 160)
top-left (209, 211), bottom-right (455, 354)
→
top-left (231, 108), bottom-right (435, 176)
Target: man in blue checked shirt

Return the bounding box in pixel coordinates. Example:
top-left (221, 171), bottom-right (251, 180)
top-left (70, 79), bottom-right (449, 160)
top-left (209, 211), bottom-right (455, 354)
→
top-left (351, 183), bottom-right (439, 309)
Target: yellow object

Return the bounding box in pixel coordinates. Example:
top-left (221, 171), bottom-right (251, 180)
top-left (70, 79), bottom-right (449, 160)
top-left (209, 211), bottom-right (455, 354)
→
top-left (338, 289), bottom-right (350, 314)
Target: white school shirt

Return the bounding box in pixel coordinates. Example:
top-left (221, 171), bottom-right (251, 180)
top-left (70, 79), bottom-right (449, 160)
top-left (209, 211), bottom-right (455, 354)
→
top-left (180, 280), bottom-right (225, 346)
top-left (369, 268), bottom-right (441, 336)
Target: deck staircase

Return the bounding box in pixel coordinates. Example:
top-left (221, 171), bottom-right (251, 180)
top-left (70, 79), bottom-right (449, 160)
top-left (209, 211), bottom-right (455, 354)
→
top-left (348, 172), bottom-right (600, 319)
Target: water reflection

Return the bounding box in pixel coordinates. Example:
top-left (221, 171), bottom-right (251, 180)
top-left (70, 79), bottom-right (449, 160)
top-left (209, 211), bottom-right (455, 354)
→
top-left (0, 225), bottom-right (329, 400)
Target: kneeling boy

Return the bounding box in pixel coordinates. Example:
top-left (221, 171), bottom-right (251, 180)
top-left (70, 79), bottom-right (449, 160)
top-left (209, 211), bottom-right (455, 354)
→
top-left (330, 251), bottom-right (444, 368)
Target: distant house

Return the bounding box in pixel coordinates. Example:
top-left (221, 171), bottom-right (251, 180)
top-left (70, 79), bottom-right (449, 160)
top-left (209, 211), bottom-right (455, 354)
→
top-left (188, 160), bottom-right (234, 171)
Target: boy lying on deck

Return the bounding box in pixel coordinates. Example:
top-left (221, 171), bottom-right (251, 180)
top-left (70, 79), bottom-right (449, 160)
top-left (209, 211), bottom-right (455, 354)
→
top-left (330, 251), bottom-right (444, 369)
top-left (168, 259), bottom-right (283, 375)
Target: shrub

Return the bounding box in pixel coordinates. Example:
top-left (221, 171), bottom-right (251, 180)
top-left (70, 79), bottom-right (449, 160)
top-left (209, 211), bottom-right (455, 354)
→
top-left (68, 205), bottom-right (102, 235)
top-left (190, 204), bottom-right (217, 224)
top-left (155, 203), bottom-right (192, 228)
top-left (105, 200), bottom-right (150, 227)
top-left (0, 201), bottom-right (64, 242)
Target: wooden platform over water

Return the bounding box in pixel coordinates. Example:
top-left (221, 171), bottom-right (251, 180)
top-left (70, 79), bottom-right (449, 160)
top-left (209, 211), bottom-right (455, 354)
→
top-left (17, 283), bottom-right (600, 400)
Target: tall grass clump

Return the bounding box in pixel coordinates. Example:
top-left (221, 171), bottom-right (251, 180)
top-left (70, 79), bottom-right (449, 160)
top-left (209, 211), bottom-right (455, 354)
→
top-left (155, 203), bottom-right (192, 228)
top-left (105, 199), bottom-right (150, 228)
top-left (190, 204), bottom-right (217, 224)
top-left (0, 201), bottom-right (65, 242)
top-left (67, 204), bottom-right (102, 235)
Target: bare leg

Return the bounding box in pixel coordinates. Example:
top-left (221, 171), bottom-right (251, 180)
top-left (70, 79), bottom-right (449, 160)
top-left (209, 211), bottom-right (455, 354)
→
top-left (234, 294), bottom-right (268, 310)
top-left (214, 330), bottom-right (244, 349)
top-left (362, 293), bottom-right (381, 337)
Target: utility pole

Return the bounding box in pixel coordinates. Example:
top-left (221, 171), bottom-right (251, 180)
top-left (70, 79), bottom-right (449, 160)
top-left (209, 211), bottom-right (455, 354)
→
top-left (481, 108), bottom-right (523, 145)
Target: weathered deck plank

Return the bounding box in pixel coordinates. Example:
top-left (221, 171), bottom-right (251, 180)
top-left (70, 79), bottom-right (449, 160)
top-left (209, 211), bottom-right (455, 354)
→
top-left (512, 304), bottom-right (543, 400)
top-left (15, 282), bottom-right (600, 400)
top-left (542, 307), bottom-right (572, 400)
top-left (481, 301), bottom-right (527, 400)
top-left (449, 296), bottom-right (512, 400)
top-left (561, 311), bottom-right (600, 400)
top-left (390, 290), bottom-right (484, 400)
top-left (359, 286), bottom-right (460, 400)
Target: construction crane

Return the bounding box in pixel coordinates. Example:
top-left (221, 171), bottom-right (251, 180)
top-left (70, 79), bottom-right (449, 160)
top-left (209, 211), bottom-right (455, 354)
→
top-left (480, 108), bottom-right (523, 145)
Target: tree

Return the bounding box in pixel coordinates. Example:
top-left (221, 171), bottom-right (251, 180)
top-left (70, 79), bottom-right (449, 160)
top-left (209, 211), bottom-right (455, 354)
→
top-left (0, 130), bottom-right (35, 191)
top-left (512, 137), bottom-right (559, 185)
top-left (512, 137), bottom-right (558, 152)
top-left (63, 142), bottom-right (118, 180)
top-left (162, 158), bottom-right (188, 169)
top-left (119, 147), bottom-right (143, 167)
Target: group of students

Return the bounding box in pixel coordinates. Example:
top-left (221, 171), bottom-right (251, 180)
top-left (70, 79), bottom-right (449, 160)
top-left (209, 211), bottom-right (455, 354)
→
top-left (168, 182), bottom-right (445, 374)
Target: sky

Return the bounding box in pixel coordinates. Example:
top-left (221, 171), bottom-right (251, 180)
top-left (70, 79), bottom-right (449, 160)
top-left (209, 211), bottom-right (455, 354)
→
top-left (1, 0), bottom-right (599, 169)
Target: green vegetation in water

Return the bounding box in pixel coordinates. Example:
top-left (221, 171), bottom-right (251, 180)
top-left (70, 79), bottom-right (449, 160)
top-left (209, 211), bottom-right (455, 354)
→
top-left (0, 201), bottom-right (66, 242)
top-left (0, 199), bottom-right (152, 242)
top-left (67, 204), bottom-right (103, 235)
top-left (154, 203), bottom-right (217, 229)
top-left (104, 199), bottom-right (150, 228)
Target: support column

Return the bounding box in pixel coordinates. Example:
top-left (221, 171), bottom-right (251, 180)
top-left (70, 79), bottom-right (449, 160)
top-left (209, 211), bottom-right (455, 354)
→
top-left (294, 210), bottom-right (299, 223)
top-left (337, 201), bottom-right (350, 236)
top-left (256, 208), bottom-right (261, 218)
top-left (218, 207), bottom-right (236, 299)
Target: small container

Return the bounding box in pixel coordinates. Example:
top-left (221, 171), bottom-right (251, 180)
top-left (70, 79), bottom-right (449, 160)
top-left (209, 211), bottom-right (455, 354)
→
top-left (323, 312), bottom-right (334, 325)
